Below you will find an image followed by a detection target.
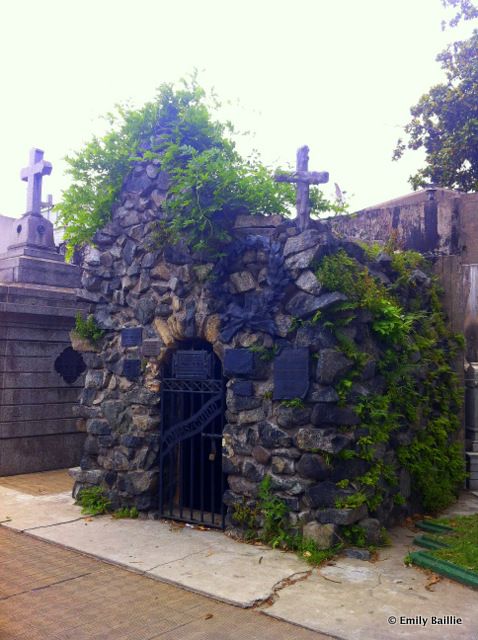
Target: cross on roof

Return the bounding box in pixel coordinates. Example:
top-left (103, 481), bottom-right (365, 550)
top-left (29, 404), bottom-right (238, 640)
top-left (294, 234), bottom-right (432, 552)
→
top-left (275, 146), bottom-right (329, 231)
top-left (20, 148), bottom-right (52, 216)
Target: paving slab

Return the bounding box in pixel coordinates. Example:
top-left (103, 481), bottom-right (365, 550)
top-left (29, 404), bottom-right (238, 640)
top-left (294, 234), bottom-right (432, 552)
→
top-left (0, 485), bottom-right (82, 530)
top-left (264, 526), bottom-right (478, 640)
top-left (26, 515), bottom-right (308, 607)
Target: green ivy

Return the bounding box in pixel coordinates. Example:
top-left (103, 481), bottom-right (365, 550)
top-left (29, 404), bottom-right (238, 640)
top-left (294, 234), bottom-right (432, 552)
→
top-left (315, 248), bottom-right (465, 514)
top-left (57, 75), bottom-right (345, 258)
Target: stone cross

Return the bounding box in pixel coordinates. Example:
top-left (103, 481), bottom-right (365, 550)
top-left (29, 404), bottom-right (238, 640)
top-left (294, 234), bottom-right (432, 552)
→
top-left (275, 146), bottom-right (329, 231)
top-left (20, 148), bottom-right (52, 216)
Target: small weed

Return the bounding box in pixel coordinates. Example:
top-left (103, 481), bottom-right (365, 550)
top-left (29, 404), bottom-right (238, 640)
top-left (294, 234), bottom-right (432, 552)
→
top-left (76, 486), bottom-right (111, 516)
top-left (280, 397), bottom-right (305, 409)
top-left (248, 344), bottom-right (279, 362)
top-left (74, 313), bottom-right (105, 344)
top-left (112, 506), bottom-right (139, 519)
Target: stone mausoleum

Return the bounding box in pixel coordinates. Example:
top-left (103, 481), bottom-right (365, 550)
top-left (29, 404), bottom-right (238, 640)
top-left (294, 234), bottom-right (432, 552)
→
top-left (0, 149), bottom-right (86, 475)
top-left (70, 148), bottom-right (469, 540)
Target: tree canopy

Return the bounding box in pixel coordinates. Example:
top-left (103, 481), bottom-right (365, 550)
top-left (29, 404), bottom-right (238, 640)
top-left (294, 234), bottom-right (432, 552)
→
top-left (393, 1), bottom-right (478, 192)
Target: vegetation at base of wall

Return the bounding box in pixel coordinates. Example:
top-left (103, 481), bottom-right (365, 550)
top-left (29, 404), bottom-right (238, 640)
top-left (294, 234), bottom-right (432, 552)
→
top-left (74, 312), bottom-right (106, 344)
top-left (76, 486), bottom-right (111, 515)
top-left (112, 506), bottom-right (139, 519)
top-left (233, 476), bottom-right (343, 565)
top-left (233, 476), bottom-right (390, 565)
top-left (56, 75), bottom-right (345, 257)
top-left (314, 248), bottom-right (465, 514)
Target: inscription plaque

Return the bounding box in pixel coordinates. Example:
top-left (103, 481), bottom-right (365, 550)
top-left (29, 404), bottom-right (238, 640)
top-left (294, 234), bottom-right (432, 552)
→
top-left (121, 327), bottom-right (143, 347)
top-left (123, 359), bottom-right (142, 380)
top-left (223, 349), bottom-right (254, 377)
top-left (142, 339), bottom-right (162, 357)
top-left (172, 350), bottom-right (211, 380)
top-left (273, 348), bottom-right (309, 400)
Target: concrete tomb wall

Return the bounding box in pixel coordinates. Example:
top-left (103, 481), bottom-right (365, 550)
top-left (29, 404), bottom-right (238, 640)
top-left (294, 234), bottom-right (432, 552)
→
top-left (0, 149), bottom-right (86, 475)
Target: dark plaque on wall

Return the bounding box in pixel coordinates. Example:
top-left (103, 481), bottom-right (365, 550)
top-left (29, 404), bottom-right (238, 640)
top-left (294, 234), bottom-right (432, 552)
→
top-left (54, 347), bottom-right (86, 384)
top-left (172, 350), bottom-right (211, 380)
top-left (142, 339), bottom-right (162, 357)
top-left (273, 348), bottom-right (309, 400)
top-left (223, 349), bottom-right (254, 377)
top-left (121, 327), bottom-right (143, 347)
top-left (123, 359), bottom-right (142, 380)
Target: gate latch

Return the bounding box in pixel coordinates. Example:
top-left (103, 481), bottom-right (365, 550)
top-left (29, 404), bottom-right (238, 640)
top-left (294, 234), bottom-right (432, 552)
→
top-left (209, 440), bottom-right (217, 462)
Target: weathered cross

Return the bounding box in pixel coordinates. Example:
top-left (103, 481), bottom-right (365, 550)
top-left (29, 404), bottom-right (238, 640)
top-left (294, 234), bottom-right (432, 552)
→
top-left (275, 146), bottom-right (329, 231)
top-left (20, 148), bottom-right (52, 216)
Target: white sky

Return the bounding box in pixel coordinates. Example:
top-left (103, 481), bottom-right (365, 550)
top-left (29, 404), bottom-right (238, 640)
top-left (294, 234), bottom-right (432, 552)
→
top-left (0, 0), bottom-right (471, 218)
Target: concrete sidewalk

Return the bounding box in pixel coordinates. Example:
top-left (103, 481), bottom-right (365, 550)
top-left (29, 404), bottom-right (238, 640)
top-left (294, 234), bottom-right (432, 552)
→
top-left (1, 471), bottom-right (478, 640)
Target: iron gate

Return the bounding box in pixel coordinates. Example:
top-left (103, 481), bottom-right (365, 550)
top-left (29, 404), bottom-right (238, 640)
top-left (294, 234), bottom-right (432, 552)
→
top-left (159, 346), bottom-right (226, 529)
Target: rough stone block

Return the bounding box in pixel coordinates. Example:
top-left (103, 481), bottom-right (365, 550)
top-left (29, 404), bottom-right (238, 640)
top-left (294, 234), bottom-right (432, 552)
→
top-left (302, 522), bottom-right (337, 549)
top-left (232, 381), bottom-right (254, 397)
top-left (316, 349), bottom-right (353, 384)
top-left (295, 427), bottom-right (352, 454)
top-left (296, 453), bottom-right (330, 481)
top-left (315, 505), bottom-right (368, 525)
top-left (285, 291), bottom-right (347, 319)
top-left (311, 404), bottom-right (360, 426)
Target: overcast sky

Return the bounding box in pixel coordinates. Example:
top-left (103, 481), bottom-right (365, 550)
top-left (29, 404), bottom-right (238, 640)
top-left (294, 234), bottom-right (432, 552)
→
top-left (0, 0), bottom-right (470, 219)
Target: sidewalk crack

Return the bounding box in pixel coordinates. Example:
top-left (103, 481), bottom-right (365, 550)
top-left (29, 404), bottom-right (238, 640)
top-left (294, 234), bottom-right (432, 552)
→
top-left (253, 570), bottom-right (312, 609)
top-left (0, 572), bottom-right (93, 601)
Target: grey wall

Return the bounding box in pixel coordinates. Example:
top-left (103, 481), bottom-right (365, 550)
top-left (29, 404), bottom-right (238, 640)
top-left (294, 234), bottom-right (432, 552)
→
top-left (0, 284), bottom-right (86, 475)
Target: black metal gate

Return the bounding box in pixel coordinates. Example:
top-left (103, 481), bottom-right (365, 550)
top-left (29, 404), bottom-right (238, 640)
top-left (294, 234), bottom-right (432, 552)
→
top-left (159, 344), bottom-right (226, 529)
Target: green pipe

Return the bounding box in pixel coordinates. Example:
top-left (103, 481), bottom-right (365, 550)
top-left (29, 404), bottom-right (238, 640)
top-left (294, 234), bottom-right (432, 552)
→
top-left (415, 520), bottom-right (454, 534)
top-left (413, 535), bottom-right (450, 550)
top-left (410, 551), bottom-right (478, 588)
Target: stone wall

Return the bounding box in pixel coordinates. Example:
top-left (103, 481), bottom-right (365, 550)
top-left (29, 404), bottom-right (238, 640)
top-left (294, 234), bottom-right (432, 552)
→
top-left (71, 161), bottom-right (454, 536)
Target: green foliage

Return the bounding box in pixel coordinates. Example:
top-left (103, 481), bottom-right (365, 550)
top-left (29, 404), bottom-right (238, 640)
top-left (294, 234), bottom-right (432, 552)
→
top-left (334, 492), bottom-right (367, 509)
top-left (248, 344), bottom-right (279, 362)
top-left (233, 476), bottom-right (343, 566)
top-left (442, 0), bottom-right (478, 30)
top-left (112, 506), bottom-right (139, 519)
top-left (295, 538), bottom-right (342, 566)
top-left (393, 4), bottom-right (478, 191)
top-left (341, 524), bottom-right (367, 548)
top-left (74, 313), bottom-right (105, 343)
top-left (257, 475), bottom-right (290, 548)
top-left (280, 397), bottom-right (305, 409)
top-left (76, 486), bottom-right (111, 516)
top-left (315, 247), bottom-right (465, 514)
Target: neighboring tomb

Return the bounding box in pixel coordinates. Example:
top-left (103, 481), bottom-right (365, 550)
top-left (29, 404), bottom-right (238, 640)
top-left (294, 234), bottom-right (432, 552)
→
top-left (0, 149), bottom-right (86, 475)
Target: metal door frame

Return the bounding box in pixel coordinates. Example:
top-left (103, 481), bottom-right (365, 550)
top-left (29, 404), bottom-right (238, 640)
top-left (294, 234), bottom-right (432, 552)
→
top-left (159, 348), bottom-right (226, 529)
